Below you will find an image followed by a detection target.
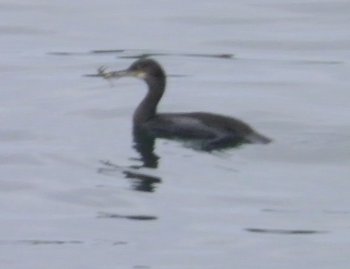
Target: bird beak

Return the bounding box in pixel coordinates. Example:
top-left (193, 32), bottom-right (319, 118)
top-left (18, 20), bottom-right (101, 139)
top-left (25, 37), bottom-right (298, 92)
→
top-left (97, 67), bottom-right (146, 80)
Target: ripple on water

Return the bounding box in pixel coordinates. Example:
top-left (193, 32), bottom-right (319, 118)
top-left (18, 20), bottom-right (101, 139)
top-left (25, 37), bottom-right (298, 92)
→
top-left (245, 228), bottom-right (327, 235)
top-left (97, 212), bottom-right (157, 221)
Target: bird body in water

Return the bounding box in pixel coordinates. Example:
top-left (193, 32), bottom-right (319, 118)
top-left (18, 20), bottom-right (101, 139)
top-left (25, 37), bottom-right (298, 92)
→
top-left (98, 58), bottom-right (271, 150)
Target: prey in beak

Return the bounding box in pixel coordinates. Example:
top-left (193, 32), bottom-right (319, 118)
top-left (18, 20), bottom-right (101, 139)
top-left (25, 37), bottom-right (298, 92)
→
top-left (97, 66), bottom-right (146, 80)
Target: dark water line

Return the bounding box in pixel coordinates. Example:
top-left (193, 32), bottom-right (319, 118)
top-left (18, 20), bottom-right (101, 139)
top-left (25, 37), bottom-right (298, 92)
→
top-left (48, 49), bottom-right (234, 60)
top-left (98, 212), bottom-right (158, 221)
top-left (245, 228), bottom-right (327, 235)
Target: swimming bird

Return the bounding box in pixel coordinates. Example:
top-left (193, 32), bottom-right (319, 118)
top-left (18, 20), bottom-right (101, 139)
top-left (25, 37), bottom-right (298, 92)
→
top-left (98, 58), bottom-right (271, 151)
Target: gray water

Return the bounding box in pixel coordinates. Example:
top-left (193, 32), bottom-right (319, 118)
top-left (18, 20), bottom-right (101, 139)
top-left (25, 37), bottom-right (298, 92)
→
top-left (1, 0), bottom-right (350, 268)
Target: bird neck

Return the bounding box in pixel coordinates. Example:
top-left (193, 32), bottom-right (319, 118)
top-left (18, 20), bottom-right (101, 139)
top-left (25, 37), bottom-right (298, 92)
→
top-left (133, 76), bottom-right (166, 125)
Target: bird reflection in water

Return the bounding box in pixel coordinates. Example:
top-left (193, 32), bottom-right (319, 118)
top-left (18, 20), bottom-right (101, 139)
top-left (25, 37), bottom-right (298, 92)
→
top-left (132, 128), bottom-right (159, 169)
top-left (98, 128), bottom-right (161, 193)
top-left (124, 128), bottom-right (161, 192)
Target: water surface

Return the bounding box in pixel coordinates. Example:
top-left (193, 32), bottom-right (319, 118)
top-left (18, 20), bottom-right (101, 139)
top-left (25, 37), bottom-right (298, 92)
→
top-left (0, 0), bottom-right (350, 269)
